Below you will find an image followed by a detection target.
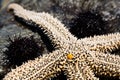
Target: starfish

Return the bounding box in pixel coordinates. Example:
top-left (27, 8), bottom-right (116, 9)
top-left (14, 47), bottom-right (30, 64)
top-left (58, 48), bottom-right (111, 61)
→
top-left (3, 3), bottom-right (120, 80)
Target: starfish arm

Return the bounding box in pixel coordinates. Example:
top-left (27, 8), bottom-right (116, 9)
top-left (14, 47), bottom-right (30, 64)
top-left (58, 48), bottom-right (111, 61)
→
top-left (8, 3), bottom-right (77, 41)
top-left (65, 59), bottom-right (98, 80)
top-left (80, 33), bottom-right (120, 52)
top-left (3, 50), bottom-right (66, 80)
top-left (38, 12), bottom-right (77, 41)
top-left (88, 51), bottom-right (120, 78)
top-left (8, 3), bottom-right (70, 49)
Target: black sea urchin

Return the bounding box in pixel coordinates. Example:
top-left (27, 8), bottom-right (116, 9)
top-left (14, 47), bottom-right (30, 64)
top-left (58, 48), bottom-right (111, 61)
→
top-left (4, 36), bottom-right (44, 67)
top-left (69, 11), bottom-right (110, 38)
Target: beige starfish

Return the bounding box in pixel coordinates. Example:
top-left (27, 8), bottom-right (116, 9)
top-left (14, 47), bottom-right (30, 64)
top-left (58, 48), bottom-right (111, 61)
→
top-left (3, 3), bottom-right (120, 80)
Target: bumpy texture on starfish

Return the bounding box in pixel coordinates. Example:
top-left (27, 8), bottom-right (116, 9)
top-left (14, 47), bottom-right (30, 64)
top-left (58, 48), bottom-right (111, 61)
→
top-left (3, 3), bottom-right (120, 80)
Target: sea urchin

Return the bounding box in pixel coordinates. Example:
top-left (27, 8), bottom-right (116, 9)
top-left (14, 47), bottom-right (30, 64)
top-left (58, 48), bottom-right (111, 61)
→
top-left (69, 11), bottom-right (110, 38)
top-left (4, 35), bottom-right (44, 67)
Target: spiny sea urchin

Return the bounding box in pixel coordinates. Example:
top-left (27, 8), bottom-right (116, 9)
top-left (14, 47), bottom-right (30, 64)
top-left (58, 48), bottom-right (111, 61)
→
top-left (4, 35), bottom-right (44, 68)
top-left (69, 11), bottom-right (112, 38)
